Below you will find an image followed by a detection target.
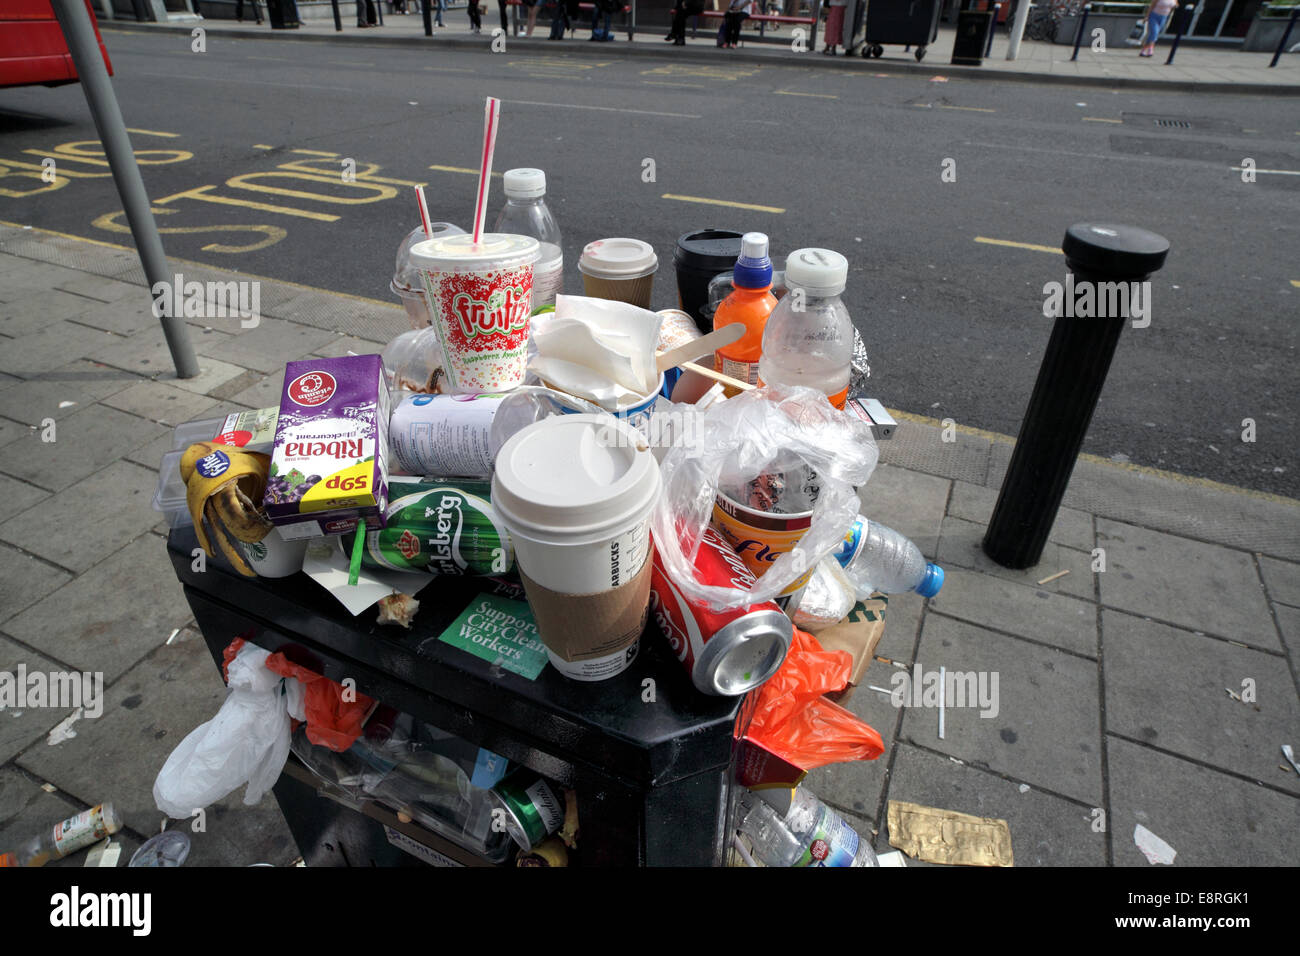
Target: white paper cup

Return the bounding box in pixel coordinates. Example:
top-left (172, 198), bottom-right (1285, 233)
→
top-left (491, 414), bottom-right (661, 680)
top-left (239, 526), bottom-right (309, 578)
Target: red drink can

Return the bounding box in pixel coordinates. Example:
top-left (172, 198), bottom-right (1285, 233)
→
top-left (649, 528), bottom-right (793, 696)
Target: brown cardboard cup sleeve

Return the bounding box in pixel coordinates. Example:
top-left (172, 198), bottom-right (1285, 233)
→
top-left (518, 558), bottom-right (653, 663)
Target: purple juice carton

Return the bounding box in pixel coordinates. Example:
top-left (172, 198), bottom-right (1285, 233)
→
top-left (265, 354), bottom-right (390, 540)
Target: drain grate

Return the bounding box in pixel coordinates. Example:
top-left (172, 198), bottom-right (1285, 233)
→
top-left (1154, 118), bottom-right (1193, 129)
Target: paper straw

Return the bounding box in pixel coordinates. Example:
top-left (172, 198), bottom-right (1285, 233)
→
top-left (472, 96), bottom-right (501, 245)
top-left (414, 185), bottom-right (433, 240)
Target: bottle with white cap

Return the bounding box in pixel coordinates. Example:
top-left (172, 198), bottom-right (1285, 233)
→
top-left (758, 248), bottom-right (854, 409)
top-left (494, 168), bottom-right (563, 308)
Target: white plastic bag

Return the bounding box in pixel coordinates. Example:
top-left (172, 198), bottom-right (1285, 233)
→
top-left (651, 384), bottom-right (879, 610)
top-left (153, 645), bottom-right (292, 818)
top-left (792, 557), bottom-right (858, 631)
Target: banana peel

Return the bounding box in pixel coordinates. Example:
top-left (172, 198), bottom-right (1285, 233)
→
top-left (180, 442), bottom-right (274, 577)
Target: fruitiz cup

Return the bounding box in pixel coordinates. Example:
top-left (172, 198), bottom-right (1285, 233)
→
top-left (409, 233), bottom-right (541, 393)
top-left (578, 238), bottom-right (658, 309)
top-left (491, 414), bottom-right (661, 681)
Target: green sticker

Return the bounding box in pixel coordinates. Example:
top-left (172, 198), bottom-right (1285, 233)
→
top-left (438, 594), bottom-right (548, 680)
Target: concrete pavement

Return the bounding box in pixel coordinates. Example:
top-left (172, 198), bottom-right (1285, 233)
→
top-left (0, 222), bottom-right (1296, 865)
top-left (102, 7), bottom-right (1300, 93)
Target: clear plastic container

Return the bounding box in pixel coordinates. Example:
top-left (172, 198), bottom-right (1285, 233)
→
top-left (493, 168), bottom-right (562, 309)
top-left (833, 516), bottom-right (944, 600)
top-left (152, 449), bottom-right (191, 528)
top-left (392, 221), bottom-right (466, 329)
top-left (759, 248), bottom-right (854, 408)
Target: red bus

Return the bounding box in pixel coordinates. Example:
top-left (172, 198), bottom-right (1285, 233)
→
top-left (0, 0), bottom-right (113, 89)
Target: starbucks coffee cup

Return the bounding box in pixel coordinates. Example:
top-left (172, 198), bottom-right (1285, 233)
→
top-left (578, 238), bottom-right (658, 310)
top-left (491, 414), bottom-right (661, 681)
top-left (238, 526), bottom-right (309, 578)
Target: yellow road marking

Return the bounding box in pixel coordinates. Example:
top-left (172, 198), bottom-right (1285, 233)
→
top-left (428, 165), bottom-right (503, 177)
top-left (939, 105), bottom-right (995, 113)
top-left (125, 128), bottom-right (180, 138)
top-left (423, 66), bottom-right (473, 72)
top-left (1291, 280), bottom-right (1300, 288)
top-left (774, 90), bottom-right (838, 98)
top-left (974, 236), bottom-right (1061, 255)
top-left (1082, 117), bottom-right (1122, 123)
top-left (253, 144), bottom-right (274, 150)
top-left (1231, 166), bottom-right (1300, 176)
top-left (662, 194), bottom-right (784, 214)
top-left (645, 81), bottom-right (705, 88)
top-left (330, 61), bottom-right (375, 67)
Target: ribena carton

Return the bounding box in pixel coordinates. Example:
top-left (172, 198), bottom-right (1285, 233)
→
top-left (265, 355), bottom-right (390, 539)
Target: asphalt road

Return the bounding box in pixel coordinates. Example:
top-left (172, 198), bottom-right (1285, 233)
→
top-left (1, 30), bottom-right (1296, 495)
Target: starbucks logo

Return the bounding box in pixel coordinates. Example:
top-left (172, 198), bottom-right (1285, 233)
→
top-left (242, 540), bottom-right (268, 562)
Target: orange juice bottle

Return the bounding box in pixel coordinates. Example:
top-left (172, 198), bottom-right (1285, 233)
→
top-left (713, 232), bottom-right (776, 386)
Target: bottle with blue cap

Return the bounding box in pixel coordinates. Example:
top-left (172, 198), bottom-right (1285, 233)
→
top-left (712, 232), bottom-right (777, 386)
top-left (833, 515), bottom-right (944, 600)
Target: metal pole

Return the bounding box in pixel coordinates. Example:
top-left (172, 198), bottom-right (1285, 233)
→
top-left (983, 223), bottom-right (1169, 569)
top-left (1164, 2), bottom-right (1192, 63)
top-left (422, 0), bottom-right (433, 34)
top-left (1270, 7), bottom-right (1299, 67)
top-left (331, 0), bottom-right (343, 29)
top-left (1070, 1), bottom-right (1089, 59)
top-left (1006, 0), bottom-right (1030, 57)
top-left (51, 0), bottom-right (199, 379)
top-left (985, 1), bottom-right (1000, 54)
top-left (810, 0), bottom-right (820, 48)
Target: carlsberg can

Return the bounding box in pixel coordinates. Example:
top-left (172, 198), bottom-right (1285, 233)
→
top-left (360, 479), bottom-right (514, 576)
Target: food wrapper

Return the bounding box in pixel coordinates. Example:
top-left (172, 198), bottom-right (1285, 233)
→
top-left (887, 800), bottom-right (1014, 867)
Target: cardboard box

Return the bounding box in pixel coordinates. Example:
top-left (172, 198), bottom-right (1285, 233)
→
top-left (817, 595), bottom-right (888, 705)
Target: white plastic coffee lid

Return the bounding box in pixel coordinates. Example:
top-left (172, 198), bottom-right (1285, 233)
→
top-left (784, 248), bottom-right (848, 296)
top-left (491, 414), bottom-right (661, 538)
top-left (578, 238), bottom-right (658, 279)
top-left (503, 168), bottom-right (547, 199)
top-left (409, 233), bottom-right (540, 274)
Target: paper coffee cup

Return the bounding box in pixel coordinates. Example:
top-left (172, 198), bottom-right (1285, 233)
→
top-left (491, 414), bottom-right (660, 681)
top-left (238, 526), bottom-right (309, 578)
top-left (409, 233), bottom-right (541, 393)
top-left (711, 491), bottom-right (816, 598)
top-left (578, 238), bottom-right (658, 310)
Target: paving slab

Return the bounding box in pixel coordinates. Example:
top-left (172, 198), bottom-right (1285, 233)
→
top-left (310, 333), bottom-right (389, 357)
top-left (0, 416), bottom-right (31, 450)
top-left (883, 743), bottom-right (1107, 867)
top-left (1103, 610), bottom-right (1300, 795)
top-left (152, 356), bottom-right (251, 397)
top-left (90, 327), bottom-right (201, 378)
top-left (0, 403), bottom-right (167, 493)
top-left (196, 317), bottom-right (340, 374)
top-left (102, 381), bottom-right (232, 428)
top-left (857, 462), bottom-right (949, 556)
top-left (0, 765), bottom-right (144, 868)
top-left (988, 443), bottom-right (1300, 562)
top-left (12, 631), bottom-right (294, 866)
top-left (0, 634), bottom-right (73, 765)
top-left (0, 289), bottom-right (98, 337)
top-left (0, 544), bottom-right (73, 626)
top-left (3, 535), bottom-right (193, 685)
top-left (30, 359), bottom-right (144, 401)
top-left (903, 614), bottom-right (1103, 805)
top-left (0, 474), bottom-right (48, 525)
top-left (54, 275), bottom-right (143, 305)
top-left (225, 372), bottom-right (287, 410)
top-left (1258, 556), bottom-right (1300, 609)
top-left (66, 297), bottom-right (167, 337)
top-left (877, 418), bottom-right (992, 486)
top-left (269, 288), bottom-right (407, 343)
top-left (948, 479), bottom-right (1095, 553)
top-left (0, 376), bottom-right (108, 426)
top-left (1096, 518), bottom-right (1277, 648)
top-left (1106, 736), bottom-right (1300, 866)
top-left (0, 320), bottom-right (119, 379)
top-left (937, 515), bottom-right (1096, 601)
top-left (0, 461), bottom-right (160, 574)
top-left (928, 566), bottom-right (1098, 657)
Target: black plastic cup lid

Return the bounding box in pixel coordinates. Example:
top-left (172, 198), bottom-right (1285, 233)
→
top-left (675, 229), bottom-right (744, 268)
top-left (1062, 223), bottom-right (1170, 278)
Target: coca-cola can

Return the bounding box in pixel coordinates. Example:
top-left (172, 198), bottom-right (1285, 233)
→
top-left (650, 528), bottom-right (793, 696)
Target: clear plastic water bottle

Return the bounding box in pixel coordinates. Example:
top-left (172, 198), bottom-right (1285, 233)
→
top-left (758, 248), bottom-right (854, 408)
top-left (833, 515), bottom-right (944, 601)
top-left (739, 787), bottom-right (878, 867)
top-left (11, 802), bottom-right (123, 867)
top-left (494, 168), bottom-right (562, 308)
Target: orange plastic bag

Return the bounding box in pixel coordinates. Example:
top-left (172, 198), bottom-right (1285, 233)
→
top-left (264, 652), bottom-right (374, 753)
top-left (738, 628), bottom-right (883, 786)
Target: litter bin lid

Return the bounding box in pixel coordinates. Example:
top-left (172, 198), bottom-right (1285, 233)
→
top-left (674, 229), bottom-right (744, 269)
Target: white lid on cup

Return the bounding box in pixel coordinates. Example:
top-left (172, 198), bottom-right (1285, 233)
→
top-left (503, 168), bottom-right (547, 199)
top-left (784, 248), bottom-right (848, 297)
top-left (578, 238), bottom-right (658, 280)
top-left (491, 414), bottom-right (661, 541)
top-left (409, 233), bottom-right (540, 274)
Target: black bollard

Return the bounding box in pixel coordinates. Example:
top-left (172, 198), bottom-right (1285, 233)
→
top-left (982, 223), bottom-right (1169, 570)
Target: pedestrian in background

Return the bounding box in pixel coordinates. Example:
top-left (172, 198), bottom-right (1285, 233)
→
top-left (1139, 0), bottom-right (1177, 55)
top-left (356, 0), bottom-right (378, 27)
top-left (468, 0), bottom-right (483, 31)
top-left (590, 0), bottom-right (617, 40)
top-left (667, 0), bottom-right (704, 44)
top-left (822, 0), bottom-right (846, 53)
top-left (234, 0), bottom-right (262, 23)
top-left (522, 0), bottom-right (541, 34)
top-left (722, 0), bottom-right (756, 47)
top-left (498, 0), bottom-right (510, 33)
